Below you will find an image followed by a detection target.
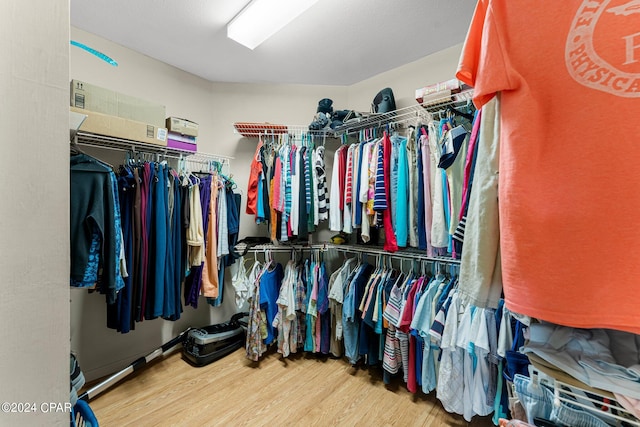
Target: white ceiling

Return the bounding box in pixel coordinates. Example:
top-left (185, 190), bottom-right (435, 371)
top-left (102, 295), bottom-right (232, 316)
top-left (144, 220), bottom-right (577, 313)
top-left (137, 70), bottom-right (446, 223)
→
top-left (70, 0), bottom-right (476, 86)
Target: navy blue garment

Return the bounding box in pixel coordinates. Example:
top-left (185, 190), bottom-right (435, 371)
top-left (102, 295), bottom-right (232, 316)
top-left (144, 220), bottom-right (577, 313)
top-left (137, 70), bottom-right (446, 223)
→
top-left (144, 163), bottom-right (157, 319)
top-left (162, 171), bottom-right (175, 320)
top-left (359, 323), bottom-right (379, 365)
top-left (317, 263), bottom-right (331, 354)
top-left (297, 147), bottom-right (308, 237)
top-left (117, 168), bottom-right (136, 332)
top-left (306, 148), bottom-right (315, 233)
top-left (343, 263), bottom-right (374, 364)
top-left (435, 276), bottom-right (457, 314)
top-left (359, 273), bottom-right (382, 365)
top-left (415, 335), bottom-right (424, 387)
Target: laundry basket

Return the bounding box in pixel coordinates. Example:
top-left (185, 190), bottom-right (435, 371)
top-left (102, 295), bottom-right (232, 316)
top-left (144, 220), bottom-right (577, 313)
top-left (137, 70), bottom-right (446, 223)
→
top-left (71, 399), bottom-right (98, 427)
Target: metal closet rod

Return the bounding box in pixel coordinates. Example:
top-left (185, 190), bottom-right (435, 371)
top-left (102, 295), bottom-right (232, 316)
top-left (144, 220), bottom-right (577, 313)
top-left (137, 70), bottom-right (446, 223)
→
top-left (236, 242), bottom-right (460, 264)
top-left (236, 243), bottom-right (328, 253)
top-left (179, 154), bottom-right (232, 167)
top-left (330, 245), bottom-right (461, 264)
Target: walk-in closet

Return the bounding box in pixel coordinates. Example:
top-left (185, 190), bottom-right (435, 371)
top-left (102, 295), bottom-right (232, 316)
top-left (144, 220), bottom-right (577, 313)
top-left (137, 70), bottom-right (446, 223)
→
top-left (2, 1), bottom-right (639, 426)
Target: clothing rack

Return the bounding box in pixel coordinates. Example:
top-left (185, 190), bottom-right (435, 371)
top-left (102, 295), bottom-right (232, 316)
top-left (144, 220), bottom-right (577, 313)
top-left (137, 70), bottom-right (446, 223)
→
top-left (179, 153), bottom-right (233, 175)
top-left (235, 242), bottom-right (329, 254)
top-left (331, 244), bottom-right (461, 265)
top-left (235, 242), bottom-right (461, 265)
top-left (74, 130), bottom-right (233, 169)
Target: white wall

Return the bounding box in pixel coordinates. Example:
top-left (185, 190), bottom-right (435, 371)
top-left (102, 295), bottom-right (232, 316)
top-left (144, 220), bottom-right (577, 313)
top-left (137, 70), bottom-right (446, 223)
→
top-left (70, 27), bottom-right (464, 383)
top-left (347, 44), bottom-right (464, 111)
top-left (0, 1), bottom-right (69, 426)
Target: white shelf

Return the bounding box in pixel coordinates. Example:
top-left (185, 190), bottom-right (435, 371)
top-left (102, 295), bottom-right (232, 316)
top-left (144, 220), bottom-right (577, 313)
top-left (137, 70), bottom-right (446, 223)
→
top-left (233, 88), bottom-right (474, 139)
top-left (69, 110), bottom-right (87, 140)
top-left (73, 131), bottom-right (233, 167)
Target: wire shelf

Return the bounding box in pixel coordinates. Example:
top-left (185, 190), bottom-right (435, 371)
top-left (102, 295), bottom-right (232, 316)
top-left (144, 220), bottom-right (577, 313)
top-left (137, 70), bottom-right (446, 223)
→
top-left (75, 131), bottom-right (233, 165)
top-left (553, 379), bottom-right (640, 427)
top-left (330, 88), bottom-right (475, 137)
top-left (232, 88), bottom-right (474, 139)
top-left (233, 123), bottom-right (336, 139)
top-left (235, 242), bottom-right (461, 264)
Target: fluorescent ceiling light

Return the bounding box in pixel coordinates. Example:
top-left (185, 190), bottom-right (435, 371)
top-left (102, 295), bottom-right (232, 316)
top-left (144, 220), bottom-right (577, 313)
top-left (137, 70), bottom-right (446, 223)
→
top-left (227, 0), bottom-right (320, 50)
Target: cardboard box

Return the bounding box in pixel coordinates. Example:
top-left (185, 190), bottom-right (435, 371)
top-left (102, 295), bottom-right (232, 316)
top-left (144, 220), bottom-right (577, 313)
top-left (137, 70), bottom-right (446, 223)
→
top-left (71, 107), bottom-right (167, 146)
top-left (166, 117), bottom-right (199, 137)
top-left (70, 79), bottom-right (166, 128)
top-left (415, 79), bottom-right (461, 104)
top-left (167, 131), bottom-right (197, 152)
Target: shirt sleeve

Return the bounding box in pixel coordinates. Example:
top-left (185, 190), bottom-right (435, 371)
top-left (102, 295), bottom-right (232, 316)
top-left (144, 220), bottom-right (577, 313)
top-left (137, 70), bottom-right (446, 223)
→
top-left (456, 0), bottom-right (512, 109)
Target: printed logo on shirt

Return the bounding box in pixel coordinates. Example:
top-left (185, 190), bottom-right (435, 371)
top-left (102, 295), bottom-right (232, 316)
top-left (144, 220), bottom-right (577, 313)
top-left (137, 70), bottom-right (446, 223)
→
top-left (565, 0), bottom-right (640, 97)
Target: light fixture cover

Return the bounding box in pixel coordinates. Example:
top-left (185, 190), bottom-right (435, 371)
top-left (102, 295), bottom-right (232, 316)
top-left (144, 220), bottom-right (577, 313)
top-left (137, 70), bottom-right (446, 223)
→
top-left (227, 0), bottom-right (320, 50)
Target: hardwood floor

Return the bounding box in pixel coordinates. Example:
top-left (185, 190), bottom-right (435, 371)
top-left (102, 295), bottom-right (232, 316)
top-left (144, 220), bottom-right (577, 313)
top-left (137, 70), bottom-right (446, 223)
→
top-left (87, 347), bottom-right (495, 426)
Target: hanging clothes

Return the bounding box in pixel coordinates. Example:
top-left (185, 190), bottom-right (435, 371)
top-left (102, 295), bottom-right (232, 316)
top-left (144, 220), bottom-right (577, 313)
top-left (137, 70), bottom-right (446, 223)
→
top-left (201, 174), bottom-right (220, 299)
top-left (246, 137), bottom-right (263, 215)
top-left (70, 153), bottom-right (124, 303)
top-left (72, 152), bottom-right (238, 333)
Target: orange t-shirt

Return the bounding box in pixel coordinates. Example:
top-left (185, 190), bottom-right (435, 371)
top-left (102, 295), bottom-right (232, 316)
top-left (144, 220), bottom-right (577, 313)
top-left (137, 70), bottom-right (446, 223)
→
top-left (457, 0), bottom-right (640, 334)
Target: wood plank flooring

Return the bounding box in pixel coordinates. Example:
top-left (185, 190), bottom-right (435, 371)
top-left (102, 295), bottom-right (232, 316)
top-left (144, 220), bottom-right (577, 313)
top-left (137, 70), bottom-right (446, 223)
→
top-left (88, 347), bottom-right (495, 426)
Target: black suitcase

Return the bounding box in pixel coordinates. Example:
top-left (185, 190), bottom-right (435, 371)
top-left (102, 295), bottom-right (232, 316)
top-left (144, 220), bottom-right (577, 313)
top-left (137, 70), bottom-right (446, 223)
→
top-left (182, 312), bottom-right (248, 367)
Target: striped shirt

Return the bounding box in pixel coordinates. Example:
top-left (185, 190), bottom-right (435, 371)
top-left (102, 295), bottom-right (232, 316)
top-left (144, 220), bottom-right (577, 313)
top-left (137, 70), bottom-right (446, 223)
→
top-left (383, 274), bottom-right (406, 327)
top-left (303, 147), bottom-right (311, 212)
top-left (280, 145), bottom-right (291, 241)
top-left (452, 215), bottom-right (466, 243)
top-left (383, 324), bottom-right (402, 374)
top-left (367, 141), bottom-right (379, 216)
top-left (306, 147), bottom-right (315, 231)
top-left (373, 140), bottom-right (387, 210)
top-left (315, 146), bottom-right (328, 221)
top-left (338, 146), bottom-right (347, 210)
top-left (345, 144), bottom-right (354, 205)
